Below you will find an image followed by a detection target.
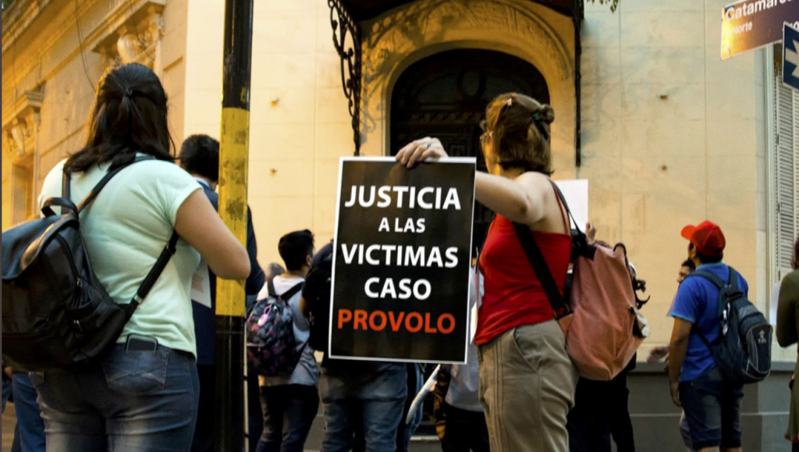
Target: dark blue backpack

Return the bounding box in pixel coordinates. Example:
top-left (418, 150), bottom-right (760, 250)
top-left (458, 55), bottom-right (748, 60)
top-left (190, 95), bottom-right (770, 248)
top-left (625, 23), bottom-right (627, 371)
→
top-left (689, 267), bottom-right (772, 385)
top-left (245, 281), bottom-right (304, 377)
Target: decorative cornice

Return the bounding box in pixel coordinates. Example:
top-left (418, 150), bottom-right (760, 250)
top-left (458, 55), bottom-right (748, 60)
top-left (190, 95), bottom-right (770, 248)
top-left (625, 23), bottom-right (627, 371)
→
top-left (2, 0), bottom-right (58, 50)
top-left (2, 87), bottom-right (45, 161)
top-left (3, 0), bottom-right (166, 115)
top-left (3, 88), bottom-right (44, 128)
top-left (362, 0), bottom-right (573, 85)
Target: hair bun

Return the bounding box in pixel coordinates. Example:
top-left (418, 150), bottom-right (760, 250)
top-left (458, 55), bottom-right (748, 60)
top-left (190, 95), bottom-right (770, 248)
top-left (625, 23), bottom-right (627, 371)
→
top-left (537, 104), bottom-right (555, 124)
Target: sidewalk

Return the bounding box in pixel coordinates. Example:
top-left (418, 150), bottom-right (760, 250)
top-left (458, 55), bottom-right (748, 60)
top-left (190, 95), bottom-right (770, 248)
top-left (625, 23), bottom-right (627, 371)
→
top-left (3, 404), bottom-right (16, 451)
top-left (0, 405), bottom-right (440, 452)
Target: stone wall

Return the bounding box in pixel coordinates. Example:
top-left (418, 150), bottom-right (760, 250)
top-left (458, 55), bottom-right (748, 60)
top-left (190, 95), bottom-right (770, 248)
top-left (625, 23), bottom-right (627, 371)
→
top-left (578, 0), bottom-right (772, 357)
top-left (183, 0), bottom-right (353, 265)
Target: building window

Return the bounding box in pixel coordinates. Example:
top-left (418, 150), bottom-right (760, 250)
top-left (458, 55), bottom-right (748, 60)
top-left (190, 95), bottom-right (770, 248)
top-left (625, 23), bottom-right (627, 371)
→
top-left (772, 43), bottom-right (799, 283)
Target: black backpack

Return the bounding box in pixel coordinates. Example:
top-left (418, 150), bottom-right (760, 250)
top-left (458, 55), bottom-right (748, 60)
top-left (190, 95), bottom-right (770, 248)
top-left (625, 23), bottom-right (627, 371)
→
top-left (2, 157), bottom-right (179, 372)
top-left (305, 245), bottom-right (333, 352)
top-left (689, 267), bottom-right (772, 385)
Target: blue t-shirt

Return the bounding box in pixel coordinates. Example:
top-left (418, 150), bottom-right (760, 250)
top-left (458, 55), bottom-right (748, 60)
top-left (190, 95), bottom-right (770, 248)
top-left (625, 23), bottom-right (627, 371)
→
top-left (670, 263), bottom-right (749, 382)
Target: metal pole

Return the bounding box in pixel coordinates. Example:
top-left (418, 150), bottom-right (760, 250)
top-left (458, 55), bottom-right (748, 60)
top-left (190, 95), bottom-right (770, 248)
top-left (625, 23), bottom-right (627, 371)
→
top-left (215, 0), bottom-right (253, 450)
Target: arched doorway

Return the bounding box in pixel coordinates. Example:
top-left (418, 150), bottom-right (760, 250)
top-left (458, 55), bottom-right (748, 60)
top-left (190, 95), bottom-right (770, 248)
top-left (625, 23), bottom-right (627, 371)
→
top-left (390, 49), bottom-right (550, 248)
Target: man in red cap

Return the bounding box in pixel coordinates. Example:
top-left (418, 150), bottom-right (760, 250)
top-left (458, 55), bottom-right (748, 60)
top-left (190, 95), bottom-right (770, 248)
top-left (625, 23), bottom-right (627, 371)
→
top-left (668, 221), bottom-right (749, 452)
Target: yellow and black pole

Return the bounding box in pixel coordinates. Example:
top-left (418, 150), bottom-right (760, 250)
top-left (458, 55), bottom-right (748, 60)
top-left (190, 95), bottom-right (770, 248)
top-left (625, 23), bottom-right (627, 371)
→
top-left (215, 0), bottom-right (253, 450)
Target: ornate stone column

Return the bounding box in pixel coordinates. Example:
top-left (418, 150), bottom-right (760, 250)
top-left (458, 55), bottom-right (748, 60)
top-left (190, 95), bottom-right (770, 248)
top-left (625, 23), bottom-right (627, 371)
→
top-left (2, 88), bottom-right (44, 222)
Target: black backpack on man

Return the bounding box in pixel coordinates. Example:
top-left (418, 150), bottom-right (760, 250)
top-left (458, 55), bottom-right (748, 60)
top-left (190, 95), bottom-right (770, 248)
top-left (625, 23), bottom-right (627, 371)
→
top-left (688, 267), bottom-right (772, 385)
top-left (304, 242), bottom-right (334, 353)
top-left (2, 157), bottom-right (178, 371)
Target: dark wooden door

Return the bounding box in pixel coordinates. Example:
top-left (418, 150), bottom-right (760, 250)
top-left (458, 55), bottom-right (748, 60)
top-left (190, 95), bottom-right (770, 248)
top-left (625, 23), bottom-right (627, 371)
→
top-left (390, 49), bottom-right (549, 250)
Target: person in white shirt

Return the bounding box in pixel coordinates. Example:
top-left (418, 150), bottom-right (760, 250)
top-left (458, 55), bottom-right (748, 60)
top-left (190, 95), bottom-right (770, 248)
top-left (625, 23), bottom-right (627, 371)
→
top-left (256, 230), bottom-right (319, 452)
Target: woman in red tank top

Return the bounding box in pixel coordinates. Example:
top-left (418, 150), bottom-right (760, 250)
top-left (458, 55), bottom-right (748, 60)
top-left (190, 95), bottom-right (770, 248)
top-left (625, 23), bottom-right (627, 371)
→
top-left (397, 93), bottom-right (575, 452)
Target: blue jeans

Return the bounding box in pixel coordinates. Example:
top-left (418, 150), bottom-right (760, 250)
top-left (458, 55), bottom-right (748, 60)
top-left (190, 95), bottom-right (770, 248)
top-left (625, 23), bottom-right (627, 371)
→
top-left (319, 363), bottom-right (407, 452)
top-left (2, 376), bottom-right (10, 413)
top-left (31, 343), bottom-right (200, 452)
top-left (398, 364), bottom-right (424, 452)
top-left (257, 384), bottom-right (319, 452)
top-left (679, 366), bottom-right (744, 450)
top-left (12, 372), bottom-right (46, 452)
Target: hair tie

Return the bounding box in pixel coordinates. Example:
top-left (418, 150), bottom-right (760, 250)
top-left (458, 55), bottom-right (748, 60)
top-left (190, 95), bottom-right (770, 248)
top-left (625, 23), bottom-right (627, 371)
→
top-left (124, 89), bottom-right (134, 98)
top-left (528, 112), bottom-right (550, 142)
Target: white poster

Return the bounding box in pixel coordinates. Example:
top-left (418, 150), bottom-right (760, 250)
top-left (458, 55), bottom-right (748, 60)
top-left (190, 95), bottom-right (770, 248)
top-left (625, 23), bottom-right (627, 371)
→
top-left (191, 259), bottom-right (212, 309)
top-left (770, 282), bottom-right (781, 327)
top-left (553, 179), bottom-right (589, 231)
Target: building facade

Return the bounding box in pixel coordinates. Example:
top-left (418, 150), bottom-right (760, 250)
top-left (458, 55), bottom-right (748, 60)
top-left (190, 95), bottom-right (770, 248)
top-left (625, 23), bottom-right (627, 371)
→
top-left (3, 0), bottom-right (797, 449)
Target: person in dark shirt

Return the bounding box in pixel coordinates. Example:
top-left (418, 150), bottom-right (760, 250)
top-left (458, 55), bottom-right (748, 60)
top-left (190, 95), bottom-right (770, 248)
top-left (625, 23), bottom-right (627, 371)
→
top-left (649, 259), bottom-right (697, 452)
top-left (179, 134), bottom-right (266, 452)
top-left (302, 242), bottom-right (407, 452)
top-left (777, 236), bottom-right (799, 451)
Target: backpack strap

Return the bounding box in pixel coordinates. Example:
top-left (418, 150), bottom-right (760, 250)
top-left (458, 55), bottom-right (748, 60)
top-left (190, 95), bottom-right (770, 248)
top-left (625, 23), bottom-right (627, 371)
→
top-left (548, 182), bottom-right (593, 261)
top-left (278, 282), bottom-right (304, 303)
top-left (126, 232), bottom-right (180, 314)
top-left (684, 267), bottom-right (738, 354)
top-left (549, 183), bottom-right (570, 235)
top-left (549, 181), bottom-right (585, 240)
top-left (512, 223), bottom-right (570, 318)
top-left (727, 267), bottom-right (739, 291)
top-left (686, 269), bottom-right (726, 290)
top-left (63, 155), bottom-right (180, 317)
top-left (41, 198), bottom-right (78, 217)
top-left (74, 156), bottom-right (156, 213)
top-left (62, 168), bottom-right (71, 201)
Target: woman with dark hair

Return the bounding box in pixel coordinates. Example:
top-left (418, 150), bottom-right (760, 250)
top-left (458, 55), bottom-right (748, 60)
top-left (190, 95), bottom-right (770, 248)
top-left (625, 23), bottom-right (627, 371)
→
top-left (778, 236), bottom-right (799, 451)
top-left (33, 63), bottom-right (250, 451)
top-left (397, 92), bottom-right (575, 451)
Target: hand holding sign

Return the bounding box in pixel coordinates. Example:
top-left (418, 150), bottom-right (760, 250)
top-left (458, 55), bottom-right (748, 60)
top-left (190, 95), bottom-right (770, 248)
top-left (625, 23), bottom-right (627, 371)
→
top-left (396, 137), bottom-right (449, 168)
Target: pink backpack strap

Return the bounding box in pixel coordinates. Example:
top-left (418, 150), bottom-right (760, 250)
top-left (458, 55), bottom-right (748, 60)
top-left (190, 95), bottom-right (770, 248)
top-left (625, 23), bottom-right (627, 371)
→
top-left (549, 181), bottom-right (570, 234)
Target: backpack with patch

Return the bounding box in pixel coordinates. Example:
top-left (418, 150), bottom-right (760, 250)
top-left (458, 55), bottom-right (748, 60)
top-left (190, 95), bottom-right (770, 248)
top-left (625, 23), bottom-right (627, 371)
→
top-left (246, 280), bottom-right (305, 376)
top-left (2, 157), bottom-right (179, 371)
top-left (688, 267), bottom-right (772, 385)
top-left (305, 244), bottom-right (333, 352)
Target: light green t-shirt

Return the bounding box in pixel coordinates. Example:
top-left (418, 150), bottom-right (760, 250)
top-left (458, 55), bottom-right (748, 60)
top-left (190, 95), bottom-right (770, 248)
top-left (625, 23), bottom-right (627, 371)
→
top-left (39, 157), bottom-right (202, 357)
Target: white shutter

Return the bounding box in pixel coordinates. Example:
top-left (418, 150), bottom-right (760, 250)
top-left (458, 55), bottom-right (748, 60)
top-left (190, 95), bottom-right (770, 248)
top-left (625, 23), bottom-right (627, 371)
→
top-left (774, 69), bottom-right (799, 281)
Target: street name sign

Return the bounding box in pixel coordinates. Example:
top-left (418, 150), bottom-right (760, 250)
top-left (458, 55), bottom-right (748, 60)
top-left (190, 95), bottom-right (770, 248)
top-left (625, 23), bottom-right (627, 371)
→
top-left (721, 0), bottom-right (799, 60)
top-left (784, 23), bottom-right (799, 91)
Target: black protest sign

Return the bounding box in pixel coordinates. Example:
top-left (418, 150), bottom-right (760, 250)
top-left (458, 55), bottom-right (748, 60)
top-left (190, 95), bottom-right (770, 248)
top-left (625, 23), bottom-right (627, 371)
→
top-left (329, 157), bottom-right (475, 363)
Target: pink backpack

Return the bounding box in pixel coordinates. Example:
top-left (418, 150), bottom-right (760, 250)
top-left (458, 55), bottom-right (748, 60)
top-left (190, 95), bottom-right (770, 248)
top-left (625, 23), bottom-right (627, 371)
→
top-left (514, 187), bottom-right (648, 381)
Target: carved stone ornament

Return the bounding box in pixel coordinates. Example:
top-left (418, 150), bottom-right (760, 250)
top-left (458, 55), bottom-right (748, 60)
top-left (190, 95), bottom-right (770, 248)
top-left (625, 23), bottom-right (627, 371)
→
top-left (2, 89), bottom-right (43, 161)
top-left (346, 0), bottom-right (575, 174)
top-left (6, 122), bottom-right (26, 157)
top-left (362, 0), bottom-right (573, 91)
top-left (92, 1), bottom-right (165, 69)
top-left (117, 32), bottom-right (142, 64)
